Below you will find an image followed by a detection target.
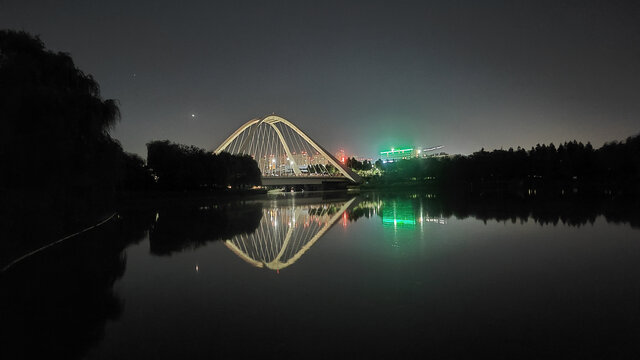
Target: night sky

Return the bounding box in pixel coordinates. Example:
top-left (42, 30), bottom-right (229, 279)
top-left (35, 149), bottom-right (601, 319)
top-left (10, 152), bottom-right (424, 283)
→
top-left (2, 0), bottom-right (639, 157)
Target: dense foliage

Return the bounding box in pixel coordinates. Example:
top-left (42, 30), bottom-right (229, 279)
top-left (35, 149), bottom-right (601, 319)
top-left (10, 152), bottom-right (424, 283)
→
top-left (346, 157), bottom-right (373, 171)
top-left (146, 140), bottom-right (261, 190)
top-left (0, 30), bottom-right (128, 194)
top-left (370, 136), bottom-right (640, 191)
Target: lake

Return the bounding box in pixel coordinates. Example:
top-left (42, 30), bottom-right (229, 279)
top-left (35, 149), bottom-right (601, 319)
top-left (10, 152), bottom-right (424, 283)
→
top-left (2, 191), bottom-right (640, 359)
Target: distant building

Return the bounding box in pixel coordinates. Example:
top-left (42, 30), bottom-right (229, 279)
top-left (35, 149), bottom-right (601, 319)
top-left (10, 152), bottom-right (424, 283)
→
top-left (379, 146), bottom-right (444, 162)
top-left (380, 148), bottom-right (415, 162)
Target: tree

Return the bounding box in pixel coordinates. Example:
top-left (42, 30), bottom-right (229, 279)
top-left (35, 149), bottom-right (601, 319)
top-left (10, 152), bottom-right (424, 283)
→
top-left (120, 153), bottom-right (155, 192)
top-left (146, 140), bottom-right (261, 190)
top-left (0, 30), bottom-right (123, 193)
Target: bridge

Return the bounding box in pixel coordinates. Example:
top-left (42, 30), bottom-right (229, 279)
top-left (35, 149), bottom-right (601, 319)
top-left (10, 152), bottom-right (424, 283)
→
top-left (214, 115), bottom-right (361, 186)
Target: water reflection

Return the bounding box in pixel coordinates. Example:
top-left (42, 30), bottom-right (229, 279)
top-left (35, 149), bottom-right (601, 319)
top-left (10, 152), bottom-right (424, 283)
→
top-left (149, 201), bottom-right (263, 256)
top-left (2, 192), bottom-right (640, 359)
top-left (347, 192), bottom-right (640, 229)
top-left (224, 197), bottom-right (355, 270)
top-left (0, 210), bottom-right (150, 360)
top-left (350, 198), bottom-right (448, 230)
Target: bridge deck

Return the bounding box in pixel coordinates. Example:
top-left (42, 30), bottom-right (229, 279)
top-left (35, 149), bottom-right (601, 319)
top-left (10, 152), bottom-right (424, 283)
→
top-left (261, 176), bottom-right (351, 186)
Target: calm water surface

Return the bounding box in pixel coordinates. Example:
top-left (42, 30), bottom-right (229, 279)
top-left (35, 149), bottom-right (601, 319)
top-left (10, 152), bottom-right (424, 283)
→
top-left (3, 192), bottom-right (640, 359)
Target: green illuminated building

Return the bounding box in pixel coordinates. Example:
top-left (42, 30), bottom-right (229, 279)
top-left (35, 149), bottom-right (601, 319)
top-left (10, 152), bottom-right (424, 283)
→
top-left (379, 148), bottom-right (417, 162)
top-left (379, 145), bottom-right (445, 162)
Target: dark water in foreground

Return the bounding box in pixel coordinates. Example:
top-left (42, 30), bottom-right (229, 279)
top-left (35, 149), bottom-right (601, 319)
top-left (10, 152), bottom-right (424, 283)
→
top-left (2, 192), bottom-right (640, 359)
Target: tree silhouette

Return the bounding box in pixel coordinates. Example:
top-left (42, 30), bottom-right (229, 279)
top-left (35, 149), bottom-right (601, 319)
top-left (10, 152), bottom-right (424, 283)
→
top-left (146, 140), bottom-right (261, 190)
top-left (0, 30), bottom-right (124, 193)
top-left (372, 134), bottom-right (640, 194)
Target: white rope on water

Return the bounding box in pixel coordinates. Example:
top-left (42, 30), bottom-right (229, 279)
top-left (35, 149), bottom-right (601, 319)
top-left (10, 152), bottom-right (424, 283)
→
top-left (1, 212), bottom-right (118, 273)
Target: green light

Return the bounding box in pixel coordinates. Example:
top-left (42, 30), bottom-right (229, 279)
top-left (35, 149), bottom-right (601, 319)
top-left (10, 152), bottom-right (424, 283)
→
top-left (381, 200), bottom-right (417, 229)
top-left (382, 218), bottom-right (416, 225)
top-left (380, 148), bottom-right (413, 155)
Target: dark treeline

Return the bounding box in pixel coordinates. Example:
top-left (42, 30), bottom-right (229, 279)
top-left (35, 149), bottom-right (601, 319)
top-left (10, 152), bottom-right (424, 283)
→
top-left (0, 30), bottom-right (133, 196)
top-left (369, 136), bottom-right (640, 193)
top-left (146, 140), bottom-right (261, 191)
top-left (0, 29), bottom-right (262, 197)
top-left (346, 157), bottom-right (373, 171)
top-left (0, 28), bottom-right (159, 217)
top-left (0, 29), bottom-right (136, 261)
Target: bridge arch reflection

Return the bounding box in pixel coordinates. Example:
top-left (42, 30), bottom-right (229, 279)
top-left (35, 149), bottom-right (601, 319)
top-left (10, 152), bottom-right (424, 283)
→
top-left (224, 197), bottom-right (355, 270)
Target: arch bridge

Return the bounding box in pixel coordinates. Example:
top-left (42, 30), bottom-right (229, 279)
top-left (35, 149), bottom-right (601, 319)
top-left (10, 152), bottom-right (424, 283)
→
top-left (214, 115), bottom-right (361, 186)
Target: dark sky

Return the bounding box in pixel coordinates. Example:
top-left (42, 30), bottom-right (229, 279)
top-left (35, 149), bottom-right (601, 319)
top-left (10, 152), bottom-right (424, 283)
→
top-left (2, 0), bottom-right (639, 157)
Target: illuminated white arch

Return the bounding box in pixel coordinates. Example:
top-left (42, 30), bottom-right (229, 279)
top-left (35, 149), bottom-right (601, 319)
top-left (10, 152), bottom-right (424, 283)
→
top-left (214, 115), bottom-right (361, 183)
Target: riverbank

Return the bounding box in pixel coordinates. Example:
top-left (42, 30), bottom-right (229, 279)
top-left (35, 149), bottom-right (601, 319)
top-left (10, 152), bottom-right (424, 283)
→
top-left (359, 178), bottom-right (640, 196)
